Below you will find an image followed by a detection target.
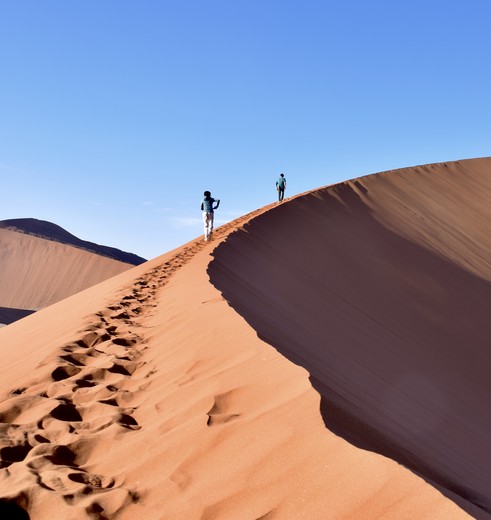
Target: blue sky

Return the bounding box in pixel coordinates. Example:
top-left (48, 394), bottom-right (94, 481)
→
top-left (1, 1), bottom-right (490, 260)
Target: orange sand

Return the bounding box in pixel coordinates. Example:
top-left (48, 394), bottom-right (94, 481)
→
top-left (1, 158), bottom-right (486, 519)
top-left (0, 229), bottom-right (135, 311)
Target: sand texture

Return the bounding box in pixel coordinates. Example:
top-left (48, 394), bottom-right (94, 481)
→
top-left (0, 228), bottom-right (136, 312)
top-left (0, 158), bottom-right (488, 519)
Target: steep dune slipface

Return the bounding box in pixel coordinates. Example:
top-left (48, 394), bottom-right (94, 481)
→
top-left (0, 229), bottom-right (136, 311)
top-left (209, 157), bottom-right (491, 519)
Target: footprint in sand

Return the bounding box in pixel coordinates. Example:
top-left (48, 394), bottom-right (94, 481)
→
top-left (206, 392), bottom-right (242, 427)
top-left (0, 395), bottom-right (59, 425)
top-left (0, 442), bottom-right (32, 468)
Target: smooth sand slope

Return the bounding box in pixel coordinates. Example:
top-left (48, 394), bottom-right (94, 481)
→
top-left (210, 157), bottom-right (491, 519)
top-left (0, 159), bottom-right (481, 519)
top-left (0, 228), bottom-right (137, 313)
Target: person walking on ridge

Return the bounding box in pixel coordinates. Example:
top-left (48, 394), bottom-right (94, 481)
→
top-left (276, 173), bottom-right (287, 202)
top-left (201, 190), bottom-right (220, 241)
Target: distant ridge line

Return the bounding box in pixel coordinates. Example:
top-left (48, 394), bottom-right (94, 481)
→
top-left (0, 218), bottom-right (147, 265)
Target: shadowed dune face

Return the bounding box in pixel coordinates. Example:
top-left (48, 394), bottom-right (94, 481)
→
top-left (0, 308), bottom-right (35, 326)
top-left (209, 158), bottom-right (491, 519)
top-left (0, 501), bottom-right (30, 519)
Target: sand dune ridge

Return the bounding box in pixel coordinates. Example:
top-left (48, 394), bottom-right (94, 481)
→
top-left (0, 162), bottom-right (480, 519)
top-left (209, 157), bottom-right (491, 519)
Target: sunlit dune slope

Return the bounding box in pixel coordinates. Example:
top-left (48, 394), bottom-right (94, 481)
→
top-left (0, 179), bottom-right (471, 519)
top-left (0, 227), bottom-right (139, 312)
top-left (209, 157), bottom-right (491, 519)
top-left (0, 219), bottom-right (146, 266)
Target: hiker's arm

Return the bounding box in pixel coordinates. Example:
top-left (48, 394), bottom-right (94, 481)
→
top-left (201, 202), bottom-right (204, 210)
top-left (214, 199), bottom-right (220, 209)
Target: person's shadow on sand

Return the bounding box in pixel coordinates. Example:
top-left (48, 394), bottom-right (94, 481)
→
top-left (0, 501), bottom-right (30, 519)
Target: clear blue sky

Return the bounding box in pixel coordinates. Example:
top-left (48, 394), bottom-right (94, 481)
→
top-left (1, 1), bottom-right (490, 260)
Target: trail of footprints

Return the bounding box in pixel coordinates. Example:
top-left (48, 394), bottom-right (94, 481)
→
top-left (0, 245), bottom-right (209, 517)
top-left (0, 210), bottom-right (268, 517)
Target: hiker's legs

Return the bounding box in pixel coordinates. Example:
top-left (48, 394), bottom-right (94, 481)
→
top-left (203, 212), bottom-right (214, 240)
top-left (203, 212), bottom-right (210, 239)
top-left (278, 187), bottom-right (284, 201)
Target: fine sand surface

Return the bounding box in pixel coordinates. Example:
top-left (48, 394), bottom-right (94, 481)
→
top-left (0, 159), bottom-right (484, 519)
top-left (0, 228), bottom-right (137, 312)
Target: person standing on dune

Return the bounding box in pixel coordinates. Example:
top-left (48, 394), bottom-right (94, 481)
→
top-left (201, 190), bottom-right (220, 241)
top-left (276, 173), bottom-right (287, 202)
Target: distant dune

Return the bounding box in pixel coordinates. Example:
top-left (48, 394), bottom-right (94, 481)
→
top-left (0, 159), bottom-right (488, 519)
top-left (0, 220), bottom-right (146, 322)
top-left (0, 219), bottom-right (146, 266)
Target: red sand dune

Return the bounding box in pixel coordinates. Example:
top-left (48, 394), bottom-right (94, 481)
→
top-left (210, 157), bottom-right (491, 519)
top-left (0, 226), bottom-right (139, 317)
top-left (0, 158), bottom-right (488, 519)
